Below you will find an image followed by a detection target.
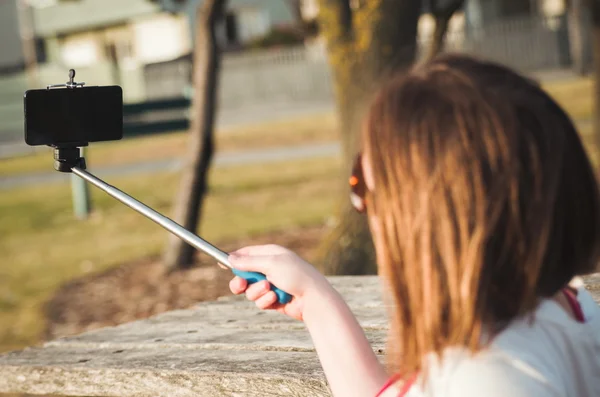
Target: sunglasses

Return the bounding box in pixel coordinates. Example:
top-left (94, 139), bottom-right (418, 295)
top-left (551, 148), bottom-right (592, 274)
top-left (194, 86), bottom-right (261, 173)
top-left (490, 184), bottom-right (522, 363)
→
top-left (349, 153), bottom-right (369, 213)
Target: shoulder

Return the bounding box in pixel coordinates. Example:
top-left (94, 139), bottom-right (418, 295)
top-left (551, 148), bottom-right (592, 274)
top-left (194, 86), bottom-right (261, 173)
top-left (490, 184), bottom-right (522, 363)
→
top-left (405, 348), bottom-right (561, 397)
top-left (439, 350), bottom-right (559, 397)
top-left (401, 288), bottom-right (599, 397)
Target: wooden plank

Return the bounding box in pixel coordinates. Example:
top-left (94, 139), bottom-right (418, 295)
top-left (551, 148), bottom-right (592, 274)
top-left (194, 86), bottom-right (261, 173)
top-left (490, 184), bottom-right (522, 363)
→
top-left (0, 346), bottom-right (332, 397)
top-left (0, 274), bottom-right (597, 397)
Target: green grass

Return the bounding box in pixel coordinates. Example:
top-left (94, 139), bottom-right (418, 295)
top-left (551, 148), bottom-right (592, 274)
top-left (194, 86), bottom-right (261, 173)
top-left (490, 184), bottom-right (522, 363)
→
top-left (539, 77), bottom-right (598, 165)
top-left (0, 156), bottom-right (342, 352)
top-left (542, 77), bottom-right (594, 121)
top-left (0, 112), bottom-right (338, 177)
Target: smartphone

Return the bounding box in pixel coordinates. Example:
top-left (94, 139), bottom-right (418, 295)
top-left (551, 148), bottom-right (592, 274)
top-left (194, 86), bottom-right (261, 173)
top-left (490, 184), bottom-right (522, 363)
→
top-left (24, 86), bottom-right (123, 147)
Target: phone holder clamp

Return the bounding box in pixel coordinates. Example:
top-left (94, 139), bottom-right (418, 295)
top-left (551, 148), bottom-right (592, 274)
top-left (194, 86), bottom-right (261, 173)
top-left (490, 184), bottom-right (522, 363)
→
top-left (53, 147), bottom-right (86, 173)
top-left (34, 70), bottom-right (293, 305)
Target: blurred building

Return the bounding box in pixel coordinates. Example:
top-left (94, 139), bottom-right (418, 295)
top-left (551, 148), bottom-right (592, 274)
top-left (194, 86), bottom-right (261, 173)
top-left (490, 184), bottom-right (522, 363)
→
top-left (0, 0), bottom-right (593, 153)
top-left (13, 0), bottom-right (190, 70)
top-left (0, 0), bottom-right (297, 77)
top-left (0, 0), bottom-right (192, 142)
top-left (0, 1), bottom-right (23, 74)
top-left (464, 0), bottom-right (538, 31)
top-left (0, 0), bottom-right (40, 75)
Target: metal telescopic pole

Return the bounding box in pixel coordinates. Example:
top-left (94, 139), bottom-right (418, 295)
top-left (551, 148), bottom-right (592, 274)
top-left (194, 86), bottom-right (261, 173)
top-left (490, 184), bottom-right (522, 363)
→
top-left (70, 166), bottom-right (232, 268)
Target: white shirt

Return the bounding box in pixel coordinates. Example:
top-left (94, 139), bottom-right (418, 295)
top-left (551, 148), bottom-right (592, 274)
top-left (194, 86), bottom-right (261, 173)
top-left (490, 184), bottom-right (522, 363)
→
top-left (404, 282), bottom-right (600, 397)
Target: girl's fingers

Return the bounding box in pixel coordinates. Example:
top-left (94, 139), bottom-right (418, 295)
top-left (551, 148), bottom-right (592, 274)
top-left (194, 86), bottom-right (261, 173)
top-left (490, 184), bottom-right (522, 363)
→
top-left (229, 277), bottom-right (248, 295)
top-left (255, 290), bottom-right (277, 310)
top-left (229, 254), bottom-right (275, 274)
top-left (245, 280), bottom-right (271, 301)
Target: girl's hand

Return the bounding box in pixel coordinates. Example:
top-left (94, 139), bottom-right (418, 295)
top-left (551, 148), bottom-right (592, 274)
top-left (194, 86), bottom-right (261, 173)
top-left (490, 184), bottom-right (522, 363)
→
top-left (229, 245), bottom-right (389, 397)
top-left (227, 244), bottom-right (330, 321)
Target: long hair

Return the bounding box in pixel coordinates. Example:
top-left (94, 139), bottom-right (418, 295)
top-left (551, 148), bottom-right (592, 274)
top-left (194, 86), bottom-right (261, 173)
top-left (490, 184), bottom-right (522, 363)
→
top-left (363, 54), bottom-right (600, 377)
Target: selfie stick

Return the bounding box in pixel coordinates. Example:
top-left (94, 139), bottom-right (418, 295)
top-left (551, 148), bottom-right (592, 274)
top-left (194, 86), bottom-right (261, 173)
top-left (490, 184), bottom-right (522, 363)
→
top-left (55, 148), bottom-right (292, 304)
top-left (46, 72), bottom-right (292, 305)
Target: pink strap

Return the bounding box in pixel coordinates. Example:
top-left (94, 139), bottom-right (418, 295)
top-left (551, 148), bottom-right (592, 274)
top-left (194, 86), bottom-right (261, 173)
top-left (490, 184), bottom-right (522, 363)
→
top-left (561, 288), bottom-right (585, 323)
top-left (375, 374), bottom-right (401, 397)
top-left (375, 373), bottom-right (417, 397)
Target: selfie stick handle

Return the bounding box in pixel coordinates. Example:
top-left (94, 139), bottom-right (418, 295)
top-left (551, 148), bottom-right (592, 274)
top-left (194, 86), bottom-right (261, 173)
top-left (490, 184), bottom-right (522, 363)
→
top-left (70, 166), bottom-right (292, 305)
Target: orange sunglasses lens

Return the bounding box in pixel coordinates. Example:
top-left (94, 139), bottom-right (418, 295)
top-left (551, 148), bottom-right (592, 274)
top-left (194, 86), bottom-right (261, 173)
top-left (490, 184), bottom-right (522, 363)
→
top-left (349, 154), bottom-right (366, 213)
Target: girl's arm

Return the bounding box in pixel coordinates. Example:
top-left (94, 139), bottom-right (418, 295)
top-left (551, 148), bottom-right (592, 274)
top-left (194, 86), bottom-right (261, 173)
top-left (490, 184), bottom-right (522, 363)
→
top-left (227, 245), bottom-right (391, 397)
top-left (302, 280), bottom-right (390, 397)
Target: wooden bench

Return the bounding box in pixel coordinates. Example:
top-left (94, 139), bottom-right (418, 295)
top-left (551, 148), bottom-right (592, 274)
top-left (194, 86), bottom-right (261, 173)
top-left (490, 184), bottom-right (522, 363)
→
top-left (1, 274), bottom-right (598, 397)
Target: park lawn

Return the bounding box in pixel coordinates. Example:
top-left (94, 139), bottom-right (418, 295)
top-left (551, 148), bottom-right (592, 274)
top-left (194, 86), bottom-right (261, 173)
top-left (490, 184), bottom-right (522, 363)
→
top-left (0, 112), bottom-right (338, 177)
top-left (540, 77), bottom-right (598, 164)
top-left (542, 76), bottom-right (594, 121)
top-left (0, 156), bottom-right (342, 353)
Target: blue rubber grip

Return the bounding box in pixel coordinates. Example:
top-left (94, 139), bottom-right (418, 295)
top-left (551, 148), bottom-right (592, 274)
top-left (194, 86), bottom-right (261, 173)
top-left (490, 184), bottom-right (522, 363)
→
top-left (232, 269), bottom-right (292, 304)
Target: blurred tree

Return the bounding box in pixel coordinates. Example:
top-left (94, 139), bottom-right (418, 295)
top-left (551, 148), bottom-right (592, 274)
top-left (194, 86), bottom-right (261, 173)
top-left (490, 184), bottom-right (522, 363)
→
top-left (286, 0), bottom-right (304, 24)
top-left (500, 0), bottom-right (535, 17)
top-left (425, 0), bottom-right (465, 61)
top-left (17, 0), bottom-right (39, 87)
top-left (315, 0), bottom-right (422, 275)
top-left (162, 0), bottom-right (228, 270)
top-left (285, 0), bottom-right (320, 38)
top-left (590, 0), bottom-right (600, 161)
top-left (568, 0), bottom-right (592, 75)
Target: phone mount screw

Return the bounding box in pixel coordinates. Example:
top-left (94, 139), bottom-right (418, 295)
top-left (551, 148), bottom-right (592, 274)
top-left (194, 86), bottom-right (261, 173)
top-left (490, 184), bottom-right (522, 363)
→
top-left (47, 69), bottom-right (86, 90)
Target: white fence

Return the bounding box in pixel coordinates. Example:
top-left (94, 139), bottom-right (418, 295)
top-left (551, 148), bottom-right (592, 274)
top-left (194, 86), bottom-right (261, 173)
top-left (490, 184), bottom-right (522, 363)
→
top-left (143, 45), bottom-right (334, 110)
top-left (144, 14), bottom-right (572, 107)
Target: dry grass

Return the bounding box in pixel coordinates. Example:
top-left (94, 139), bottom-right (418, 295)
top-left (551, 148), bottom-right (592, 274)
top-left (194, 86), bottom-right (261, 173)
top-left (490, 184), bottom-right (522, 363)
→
top-left (542, 77), bottom-right (594, 121)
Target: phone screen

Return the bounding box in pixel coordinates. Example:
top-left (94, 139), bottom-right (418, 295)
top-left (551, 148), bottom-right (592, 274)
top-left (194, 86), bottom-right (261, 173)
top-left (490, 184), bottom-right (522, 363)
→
top-left (24, 86), bottom-right (123, 146)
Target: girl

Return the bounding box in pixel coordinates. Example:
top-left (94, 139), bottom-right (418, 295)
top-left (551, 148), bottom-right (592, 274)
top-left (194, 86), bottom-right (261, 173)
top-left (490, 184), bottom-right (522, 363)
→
top-left (227, 54), bottom-right (600, 396)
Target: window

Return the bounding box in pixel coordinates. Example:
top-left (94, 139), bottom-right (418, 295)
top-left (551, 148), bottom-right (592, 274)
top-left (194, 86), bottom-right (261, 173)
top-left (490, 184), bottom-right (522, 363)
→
top-left (226, 12), bottom-right (239, 44)
top-left (35, 37), bottom-right (47, 64)
top-left (60, 36), bottom-right (100, 67)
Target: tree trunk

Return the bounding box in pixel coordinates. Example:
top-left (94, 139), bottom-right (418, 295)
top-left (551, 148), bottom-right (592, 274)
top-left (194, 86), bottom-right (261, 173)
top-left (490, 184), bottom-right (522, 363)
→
top-left (17, 0), bottom-right (39, 87)
top-left (286, 0), bottom-right (304, 24)
top-left (426, 16), bottom-right (449, 62)
top-left (315, 0), bottom-right (423, 275)
top-left (163, 0), bottom-right (226, 270)
top-left (591, 0), bottom-right (600, 164)
top-left (569, 0), bottom-right (593, 75)
top-left (286, 0), bottom-right (307, 38)
top-left (425, 0), bottom-right (465, 62)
